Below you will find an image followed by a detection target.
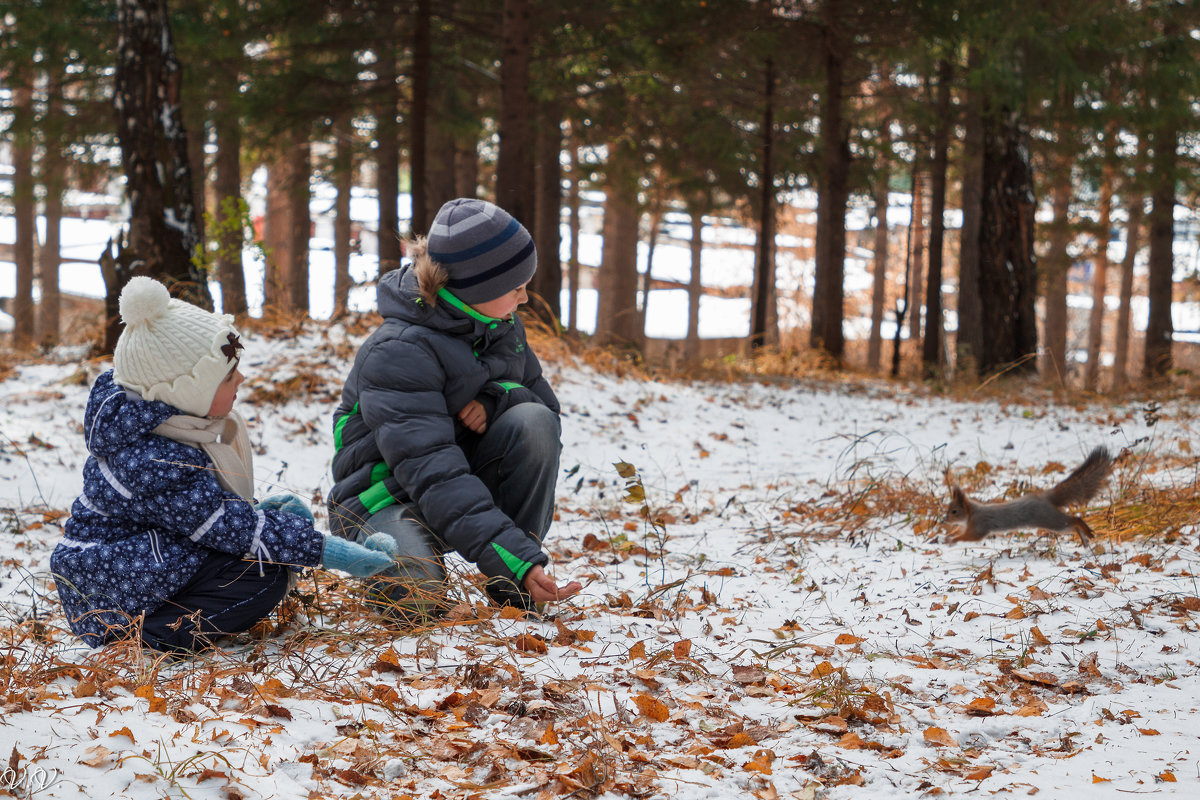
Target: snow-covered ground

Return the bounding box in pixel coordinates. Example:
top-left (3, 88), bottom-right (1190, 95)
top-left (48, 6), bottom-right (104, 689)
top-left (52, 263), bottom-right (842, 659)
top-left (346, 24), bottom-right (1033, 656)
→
top-left (2, 317), bottom-right (1200, 799)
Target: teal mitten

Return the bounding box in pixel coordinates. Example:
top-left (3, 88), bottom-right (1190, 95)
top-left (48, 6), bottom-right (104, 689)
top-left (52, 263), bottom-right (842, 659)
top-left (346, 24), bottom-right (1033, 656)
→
top-left (320, 533), bottom-right (398, 577)
top-left (254, 492), bottom-right (315, 523)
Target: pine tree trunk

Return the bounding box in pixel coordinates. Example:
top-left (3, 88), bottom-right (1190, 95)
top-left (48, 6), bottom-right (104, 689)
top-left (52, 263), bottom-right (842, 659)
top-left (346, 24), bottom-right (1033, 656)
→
top-left (11, 80), bottom-right (35, 349)
top-left (566, 140), bottom-right (581, 335)
top-left (287, 136), bottom-right (311, 316)
top-left (908, 166), bottom-right (925, 345)
top-left (641, 204), bottom-right (664, 337)
top-left (977, 110), bottom-right (1038, 377)
top-left (1112, 145), bottom-right (1145, 393)
top-left (333, 113), bottom-right (354, 318)
top-left (867, 177), bottom-right (889, 371)
top-left (376, 13), bottom-right (402, 273)
top-left (686, 199), bottom-right (706, 361)
top-left (811, 9), bottom-right (849, 361)
top-left (214, 94), bottom-right (247, 316)
top-left (409, 0), bottom-right (431, 236)
top-left (496, 0), bottom-right (535, 228)
top-left (39, 142), bottom-right (64, 347)
top-left (955, 47), bottom-right (985, 375)
top-left (1084, 151), bottom-right (1116, 392)
top-left (531, 106), bottom-right (563, 326)
top-left (1041, 164), bottom-right (1072, 385)
top-left (922, 59), bottom-right (952, 375)
top-left (595, 151), bottom-right (641, 346)
top-left (1143, 121), bottom-right (1176, 379)
top-left (114, 0), bottom-right (206, 310)
top-left (751, 57), bottom-right (776, 350)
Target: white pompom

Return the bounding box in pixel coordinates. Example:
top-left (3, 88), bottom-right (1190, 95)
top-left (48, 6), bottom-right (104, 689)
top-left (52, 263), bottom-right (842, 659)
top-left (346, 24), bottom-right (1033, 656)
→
top-left (119, 276), bottom-right (171, 327)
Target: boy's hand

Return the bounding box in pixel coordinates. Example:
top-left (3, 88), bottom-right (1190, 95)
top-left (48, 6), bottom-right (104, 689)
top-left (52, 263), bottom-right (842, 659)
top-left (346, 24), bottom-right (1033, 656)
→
top-left (522, 564), bottom-right (582, 603)
top-left (457, 400), bottom-right (488, 433)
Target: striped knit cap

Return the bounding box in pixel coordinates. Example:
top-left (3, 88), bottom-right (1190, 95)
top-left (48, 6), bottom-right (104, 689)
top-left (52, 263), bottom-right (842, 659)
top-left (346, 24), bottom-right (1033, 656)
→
top-left (426, 198), bottom-right (537, 304)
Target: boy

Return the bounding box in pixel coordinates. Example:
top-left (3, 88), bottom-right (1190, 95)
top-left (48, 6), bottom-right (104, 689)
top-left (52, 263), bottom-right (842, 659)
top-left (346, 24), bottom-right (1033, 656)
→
top-left (52, 277), bottom-right (397, 651)
top-left (328, 198), bottom-right (581, 620)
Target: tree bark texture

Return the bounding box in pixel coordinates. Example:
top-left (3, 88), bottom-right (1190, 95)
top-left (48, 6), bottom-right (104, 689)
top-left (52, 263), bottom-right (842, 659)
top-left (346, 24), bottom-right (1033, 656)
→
top-left (751, 57), bottom-right (777, 350)
top-left (409, 0), bottom-right (431, 236)
top-left (531, 108), bottom-right (563, 326)
top-left (867, 173), bottom-right (888, 371)
top-left (114, 0), bottom-right (207, 309)
top-left (333, 113), bottom-right (355, 318)
top-left (38, 68), bottom-right (65, 347)
top-left (977, 111), bottom-right (1038, 377)
top-left (376, 7), bottom-right (402, 273)
top-left (11, 80), bottom-right (36, 349)
top-left (213, 92), bottom-right (247, 316)
top-left (687, 199), bottom-right (706, 361)
top-left (1112, 160), bottom-right (1145, 393)
top-left (955, 47), bottom-right (985, 374)
top-left (1083, 151), bottom-right (1115, 392)
top-left (287, 137), bottom-right (312, 316)
top-left (1143, 121), bottom-right (1177, 379)
top-left (908, 166), bottom-right (925, 344)
top-left (566, 141), bottom-right (581, 335)
top-left (1040, 164), bottom-right (1072, 385)
top-left (922, 59), bottom-right (952, 375)
top-left (811, 8), bottom-right (849, 361)
top-left (496, 0), bottom-right (535, 229)
top-left (594, 152), bottom-right (641, 346)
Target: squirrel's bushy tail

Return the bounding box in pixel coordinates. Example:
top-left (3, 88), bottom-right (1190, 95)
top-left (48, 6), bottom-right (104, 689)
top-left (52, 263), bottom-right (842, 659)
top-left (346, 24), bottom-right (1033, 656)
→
top-left (1044, 446), bottom-right (1113, 507)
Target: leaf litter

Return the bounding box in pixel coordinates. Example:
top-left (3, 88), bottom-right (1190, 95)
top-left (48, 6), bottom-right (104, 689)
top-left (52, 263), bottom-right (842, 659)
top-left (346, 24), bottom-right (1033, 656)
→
top-left (2, 321), bottom-right (1200, 798)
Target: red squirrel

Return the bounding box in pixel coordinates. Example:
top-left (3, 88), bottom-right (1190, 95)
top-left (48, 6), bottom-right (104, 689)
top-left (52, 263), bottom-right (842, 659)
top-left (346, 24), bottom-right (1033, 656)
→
top-left (945, 446), bottom-right (1113, 545)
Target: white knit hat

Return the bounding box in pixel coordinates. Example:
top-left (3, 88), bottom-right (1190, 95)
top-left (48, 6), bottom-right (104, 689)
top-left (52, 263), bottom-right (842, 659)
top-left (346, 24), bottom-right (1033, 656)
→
top-left (112, 277), bottom-right (243, 417)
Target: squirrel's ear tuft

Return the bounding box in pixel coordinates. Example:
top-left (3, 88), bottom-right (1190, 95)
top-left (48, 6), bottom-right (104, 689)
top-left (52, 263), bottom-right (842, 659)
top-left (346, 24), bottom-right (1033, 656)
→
top-left (950, 486), bottom-right (966, 506)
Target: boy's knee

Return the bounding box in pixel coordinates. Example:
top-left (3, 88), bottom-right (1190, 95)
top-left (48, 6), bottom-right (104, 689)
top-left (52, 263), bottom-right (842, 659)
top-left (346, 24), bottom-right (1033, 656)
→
top-left (498, 404), bottom-right (561, 460)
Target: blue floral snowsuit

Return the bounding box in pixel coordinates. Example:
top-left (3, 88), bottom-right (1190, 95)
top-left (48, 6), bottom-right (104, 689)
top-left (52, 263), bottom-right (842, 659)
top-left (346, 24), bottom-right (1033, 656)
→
top-left (51, 371), bottom-right (324, 647)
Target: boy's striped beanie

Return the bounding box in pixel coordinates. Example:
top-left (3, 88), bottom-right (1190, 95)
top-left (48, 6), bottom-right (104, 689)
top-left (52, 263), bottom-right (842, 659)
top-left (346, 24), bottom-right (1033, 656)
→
top-left (426, 198), bottom-right (537, 304)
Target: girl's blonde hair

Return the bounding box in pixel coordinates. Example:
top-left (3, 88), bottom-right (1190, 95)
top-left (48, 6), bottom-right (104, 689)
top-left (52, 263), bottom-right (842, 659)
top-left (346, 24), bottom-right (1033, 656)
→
top-left (408, 236), bottom-right (448, 307)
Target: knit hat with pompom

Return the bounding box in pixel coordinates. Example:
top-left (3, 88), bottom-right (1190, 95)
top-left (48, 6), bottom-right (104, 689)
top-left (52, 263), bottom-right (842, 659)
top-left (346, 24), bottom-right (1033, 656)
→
top-left (112, 277), bottom-right (243, 417)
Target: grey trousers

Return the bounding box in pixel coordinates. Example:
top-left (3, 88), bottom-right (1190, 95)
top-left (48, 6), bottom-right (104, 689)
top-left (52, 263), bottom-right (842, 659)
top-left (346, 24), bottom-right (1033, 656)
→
top-left (340, 403), bottom-right (561, 619)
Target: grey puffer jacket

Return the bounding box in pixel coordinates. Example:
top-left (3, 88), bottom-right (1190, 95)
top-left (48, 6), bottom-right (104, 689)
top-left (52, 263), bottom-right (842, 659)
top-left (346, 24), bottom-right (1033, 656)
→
top-left (328, 261), bottom-right (559, 585)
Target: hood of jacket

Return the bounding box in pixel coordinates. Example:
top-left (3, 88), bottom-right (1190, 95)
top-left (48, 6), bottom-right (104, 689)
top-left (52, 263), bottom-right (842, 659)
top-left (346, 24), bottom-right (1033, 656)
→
top-left (377, 260), bottom-right (512, 342)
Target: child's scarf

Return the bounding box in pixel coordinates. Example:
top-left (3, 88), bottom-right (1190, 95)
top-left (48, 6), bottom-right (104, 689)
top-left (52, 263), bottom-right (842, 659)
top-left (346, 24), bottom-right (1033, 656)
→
top-left (153, 411), bottom-right (254, 500)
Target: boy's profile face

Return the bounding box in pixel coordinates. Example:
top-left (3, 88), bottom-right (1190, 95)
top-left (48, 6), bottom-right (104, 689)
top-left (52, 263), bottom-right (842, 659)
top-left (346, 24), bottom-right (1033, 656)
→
top-left (207, 367), bottom-right (245, 418)
top-left (470, 281), bottom-right (529, 320)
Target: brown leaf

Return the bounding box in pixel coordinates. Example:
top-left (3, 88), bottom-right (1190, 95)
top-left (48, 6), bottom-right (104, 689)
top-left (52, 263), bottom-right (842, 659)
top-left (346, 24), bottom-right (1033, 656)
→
top-left (109, 727), bottom-right (136, 743)
top-left (732, 665), bottom-right (766, 685)
top-left (514, 633), bottom-right (548, 654)
top-left (673, 639), bottom-right (692, 659)
top-left (627, 641), bottom-right (646, 662)
top-left (834, 634), bottom-right (864, 645)
top-left (633, 693), bottom-right (669, 722)
top-left (1012, 670), bottom-right (1059, 687)
top-left (964, 697), bottom-right (997, 716)
top-left (923, 727), bottom-right (956, 748)
top-left (1030, 627), bottom-right (1052, 646)
top-left (837, 732), bottom-right (866, 750)
top-left (582, 533), bottom-right (610, 551)
top-left (965, 765), bottom-right (995, 781)
top-left (263, 704), bottom-right (293, 720)
top-left (1137, 728), bottom-right (1161, 736)
top-left (540, 722), bottom-right (559, 745)
top-left (725, 732), bottom-right (757, 749)
top-left (196, 769), bottom-right (228, 783)
top-left (80, 745), bottom-right (113, 768)
top-left (73, 680), bottom-right (97, 698)
top-left (813, 715), bottom-right (848, 734)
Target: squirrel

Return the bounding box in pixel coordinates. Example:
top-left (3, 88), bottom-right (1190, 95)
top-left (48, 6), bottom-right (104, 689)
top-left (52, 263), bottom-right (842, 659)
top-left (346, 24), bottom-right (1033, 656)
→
top-left (944, 446), bottom-right (1113, 546)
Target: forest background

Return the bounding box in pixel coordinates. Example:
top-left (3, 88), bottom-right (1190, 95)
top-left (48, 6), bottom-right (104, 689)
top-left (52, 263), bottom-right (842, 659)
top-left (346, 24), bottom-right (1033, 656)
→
top-left (1, 0), bottom-right (1198, 392)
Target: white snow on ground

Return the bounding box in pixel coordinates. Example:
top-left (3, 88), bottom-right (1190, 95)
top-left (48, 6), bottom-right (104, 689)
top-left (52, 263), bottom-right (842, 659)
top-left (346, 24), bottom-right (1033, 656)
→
top-left (2, 319), bottom-right (1200, 799)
